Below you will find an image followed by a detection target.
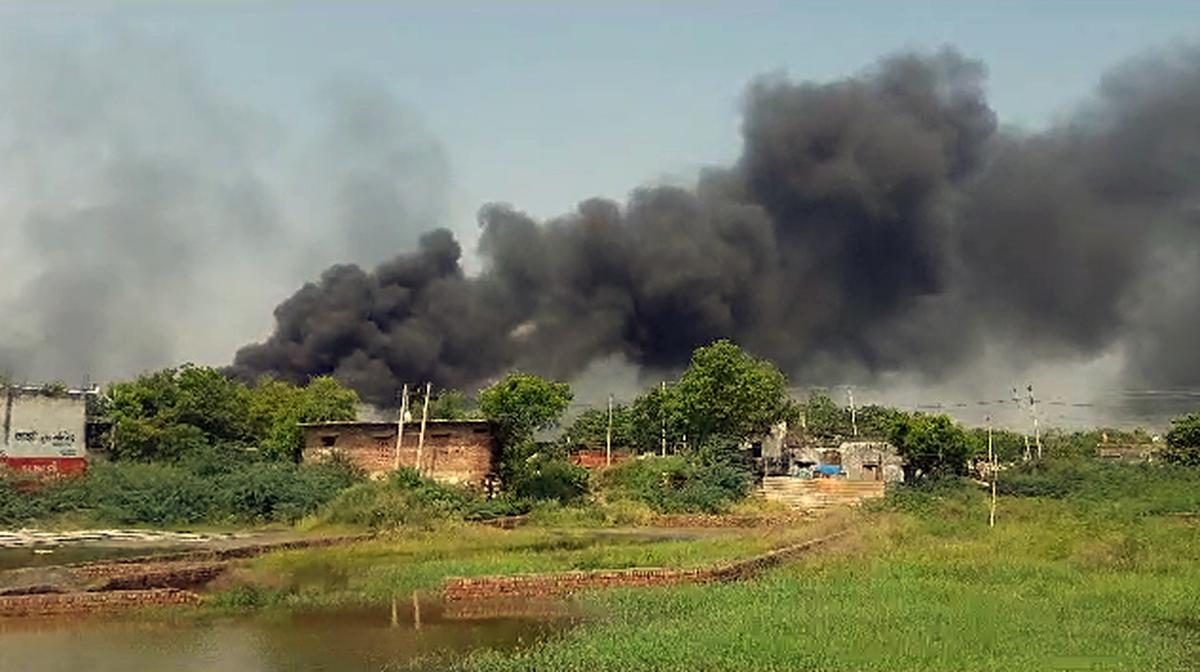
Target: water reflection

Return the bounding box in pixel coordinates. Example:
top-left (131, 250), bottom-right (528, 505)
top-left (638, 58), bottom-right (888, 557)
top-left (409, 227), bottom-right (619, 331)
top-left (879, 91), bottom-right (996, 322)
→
top-left (0, 594), bottom-right (579, 672)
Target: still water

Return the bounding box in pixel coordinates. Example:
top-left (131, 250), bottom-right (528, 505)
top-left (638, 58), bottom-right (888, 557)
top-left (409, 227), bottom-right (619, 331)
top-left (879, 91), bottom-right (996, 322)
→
top-left (0, 545), bottom-right (181, 571)
top-left (0, 599), bottom-right (577, 672)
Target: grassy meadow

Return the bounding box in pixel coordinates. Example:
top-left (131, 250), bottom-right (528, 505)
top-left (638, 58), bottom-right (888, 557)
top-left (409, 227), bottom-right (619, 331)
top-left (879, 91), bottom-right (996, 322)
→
top-left (207, 515), bottom-right (840, 610)
top-left (459, 464), bottom-right (1200, 671)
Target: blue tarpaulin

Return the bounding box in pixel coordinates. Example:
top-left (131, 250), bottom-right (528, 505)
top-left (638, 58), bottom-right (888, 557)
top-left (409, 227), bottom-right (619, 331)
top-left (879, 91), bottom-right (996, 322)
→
top-left (815, 464), bottom-right (844, 476)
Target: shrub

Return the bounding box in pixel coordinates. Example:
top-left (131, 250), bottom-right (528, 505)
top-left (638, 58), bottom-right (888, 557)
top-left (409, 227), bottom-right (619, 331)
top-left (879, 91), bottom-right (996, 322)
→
top-left (602, 455), bottom-right (751, 514)
top-left (318, 468), bottom-right (474, 529)
top-left (996, 459), bottom-right (1200, 516)
top-left (509, 459), bottom-right (590, 504)
top-left (0, 458), bottom-right (363, 528)
top-left (1164, 413), bottom-right (1200, 466)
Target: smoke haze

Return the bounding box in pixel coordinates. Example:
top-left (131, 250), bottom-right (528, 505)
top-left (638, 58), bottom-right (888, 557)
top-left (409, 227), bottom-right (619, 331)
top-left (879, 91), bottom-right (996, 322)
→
top-left (3, 29), bottom-right (1198, 426)
top-left (0, 32), bottom-right (450, 383)
top-left (233, 46), bottom-right (1200, 416)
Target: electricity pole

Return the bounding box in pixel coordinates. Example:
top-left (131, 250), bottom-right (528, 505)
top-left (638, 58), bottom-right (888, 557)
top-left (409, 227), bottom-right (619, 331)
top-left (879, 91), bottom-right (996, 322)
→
top-left (606, 394), bottom-right (614, 467)
top-left (660, 381), bottom-right (667, 457)
top-left (846, 386), bottom-right (858, 437)
top-left (1028, 384), bottom-right (1042, 460)
top-left (1013, 387), bottom-right (1030, 461)
top-left (416, 382), bottom-right (431, 475)
top-left (987, 413), bottom-right (997, 528)
top-left (394, 384), bottom-right (409, 471)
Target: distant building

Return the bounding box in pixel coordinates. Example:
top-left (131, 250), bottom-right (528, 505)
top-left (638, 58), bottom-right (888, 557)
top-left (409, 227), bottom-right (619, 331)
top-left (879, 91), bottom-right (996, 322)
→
top-left (300, 420), bottom-right (500, 489)
top-left (760, 422), bottom-right (904, 482)
top-left (1, 385), bottom-right (90, 476)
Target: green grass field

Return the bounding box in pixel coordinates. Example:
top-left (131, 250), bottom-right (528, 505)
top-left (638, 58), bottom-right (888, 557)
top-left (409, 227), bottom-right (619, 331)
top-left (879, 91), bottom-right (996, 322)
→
top-left (209, 520), bottom-right (836, 610)
top-left (462, 479), bottom-right (1200, 671)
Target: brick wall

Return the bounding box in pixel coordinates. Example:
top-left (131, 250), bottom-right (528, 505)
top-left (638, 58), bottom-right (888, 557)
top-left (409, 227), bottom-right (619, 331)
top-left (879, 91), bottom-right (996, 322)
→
top-left (443, 531), bottom-right (847, 601)
top-left (302, 421), bottom-right (499, 487)
top-left (569, 448), bottom-right (633, 469)
top-left (0, 589), bottom-right (201, 617)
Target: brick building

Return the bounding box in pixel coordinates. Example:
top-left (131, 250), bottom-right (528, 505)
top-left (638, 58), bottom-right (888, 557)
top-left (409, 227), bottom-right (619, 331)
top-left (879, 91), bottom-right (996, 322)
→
top-left (300, 420), bottom-right (500, 489)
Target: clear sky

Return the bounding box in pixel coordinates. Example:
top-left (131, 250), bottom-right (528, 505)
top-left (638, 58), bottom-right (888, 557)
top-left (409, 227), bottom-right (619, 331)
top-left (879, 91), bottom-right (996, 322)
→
top-left (5, 1), bottom-right (1199, 229)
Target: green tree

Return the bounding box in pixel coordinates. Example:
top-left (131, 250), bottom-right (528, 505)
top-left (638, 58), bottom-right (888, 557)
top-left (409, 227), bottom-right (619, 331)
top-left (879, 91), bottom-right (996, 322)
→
top-left (1164, 413), bottom-right (1200, 466)
top-left (561, 405), bottom-right (635, 449)
top-left (799, 391), bottom-right (853, 437)
top-left (478, 374), bottom-right (574, 492)
top-left (248, 376), bottom-right (359, 461)
top-left (478, 373), bottom-right (573, 446)
top-left (888, 413), bottom-right (971, 479)
top-left (106, 366), bottom-right (357, 463)
top-left (672, 340), bottom-right (792, 451)
top-left (627, 385), bottom-right (688, 453)
top-left (105, 365), bottom-right (253, 461)
top-left (427, 389), bottom-right (475, 421)
top-left (856, 404), bottom-right (907, 439)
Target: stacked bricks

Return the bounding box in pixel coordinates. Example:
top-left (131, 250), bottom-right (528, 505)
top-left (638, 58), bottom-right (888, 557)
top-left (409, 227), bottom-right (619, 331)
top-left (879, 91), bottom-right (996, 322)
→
top-left (0, 589), bottom-right (201, 617)
top-left (0, 533), bottom-right (374, 616)
top-left (443, 531), bottom-right (847, 601)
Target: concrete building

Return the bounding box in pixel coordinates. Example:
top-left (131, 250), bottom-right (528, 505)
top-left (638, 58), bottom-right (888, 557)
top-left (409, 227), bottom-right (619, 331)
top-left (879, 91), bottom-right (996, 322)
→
top-left (300, 420), bottom-right (500, 489)
top-left (1, 385), bottom-right (89, 476)
top-left (760, 422), bottom-right (904, 482)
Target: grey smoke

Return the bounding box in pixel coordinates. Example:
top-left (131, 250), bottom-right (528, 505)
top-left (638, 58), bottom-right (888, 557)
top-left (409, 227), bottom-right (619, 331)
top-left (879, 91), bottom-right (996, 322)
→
top-left (0, 32), bottom-right (449, 383)
top-left (234, 45), bottom-right (1200, 406)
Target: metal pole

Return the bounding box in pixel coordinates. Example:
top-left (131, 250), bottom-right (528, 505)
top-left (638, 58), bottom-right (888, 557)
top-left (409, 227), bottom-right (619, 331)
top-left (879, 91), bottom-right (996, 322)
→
top-left (847, 387), bottom-right (858, 437)
top-left (660, 381), bottom-right (667, 457)
top-left (393, 384), bottom-right (409, 471)
top-left (1028, 385), bottom-right (1042, 460)
top-left (606, 394), bottom-right (613, 467)
top-left (988, 414), bottom-right (997, 528)
top-left (416, 382), bottom-right (431, 475)
top-left (1013, 387), bottom-right (1030, 462)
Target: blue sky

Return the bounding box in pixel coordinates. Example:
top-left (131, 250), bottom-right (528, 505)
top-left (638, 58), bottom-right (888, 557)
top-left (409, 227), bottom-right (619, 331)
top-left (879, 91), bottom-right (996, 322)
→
top-left (6, 1), bottom-right (1198, 229)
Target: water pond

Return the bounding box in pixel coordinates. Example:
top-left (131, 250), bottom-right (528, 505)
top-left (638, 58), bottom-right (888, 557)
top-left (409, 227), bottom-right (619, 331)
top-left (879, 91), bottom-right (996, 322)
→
top-left (0, 597), bottom-right (580, 671)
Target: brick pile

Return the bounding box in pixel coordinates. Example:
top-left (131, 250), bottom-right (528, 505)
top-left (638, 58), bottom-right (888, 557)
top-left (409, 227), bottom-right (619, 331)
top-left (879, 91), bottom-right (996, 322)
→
top-left (0, 589), bottom-right (201, 617)
top-left (0, 533), bottom-right (374, 617)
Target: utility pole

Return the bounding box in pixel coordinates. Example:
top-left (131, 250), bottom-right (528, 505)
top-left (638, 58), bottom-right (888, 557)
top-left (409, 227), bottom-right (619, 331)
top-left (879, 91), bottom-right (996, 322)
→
top-left (416, 382), bottom-right (431, 475)
top-left (987, 414), bottom-right (997, 529)
top-left (846, 386), bottom-right (858, 437)
top-left (1028, 384), bottom-right (1042, 460)
top-left (394, 384), bottom-right (409, 471)
top-left (660, 381), bottom-right (667, 457)
top-left (606, 393), bottom-right (613, 467)
top-left (1013, 387), bottom-right (1030, 461)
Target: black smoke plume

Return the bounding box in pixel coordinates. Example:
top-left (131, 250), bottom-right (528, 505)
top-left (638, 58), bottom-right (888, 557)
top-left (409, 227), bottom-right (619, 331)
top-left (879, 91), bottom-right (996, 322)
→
top-left (233, 47), bottom-right (1200, 405)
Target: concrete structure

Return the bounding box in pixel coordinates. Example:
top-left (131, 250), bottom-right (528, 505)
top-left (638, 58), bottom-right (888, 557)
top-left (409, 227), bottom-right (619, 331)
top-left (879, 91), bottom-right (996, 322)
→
top-left (760, 421), bottom-right (904, 483)
top-left (1, 385), bottom-right (89, 476)
top-left (301, 420), bottom-right (500, 489)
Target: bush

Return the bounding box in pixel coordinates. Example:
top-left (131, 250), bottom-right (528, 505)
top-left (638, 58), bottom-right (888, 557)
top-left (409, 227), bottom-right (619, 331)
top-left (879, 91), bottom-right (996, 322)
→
top-left (318, 468), bottom-right (474, 529)
top-left (0, 458), bottom-right (363, 528)
top-left (509, 459), bottom-right (590, 504)
top-left (602, 455), bottom-right (751, 514)
top-left (1164, 414), bottom-right (1200, 466)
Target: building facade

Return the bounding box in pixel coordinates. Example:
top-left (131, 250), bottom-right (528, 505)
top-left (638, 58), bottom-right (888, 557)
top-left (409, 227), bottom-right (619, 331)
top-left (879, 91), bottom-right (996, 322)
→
top-left (760, 421), bottom-right (904, 482)
top-left (301, 420), bottom-right (500, 489)
top-left (1, 386), bottom-right (89, 476)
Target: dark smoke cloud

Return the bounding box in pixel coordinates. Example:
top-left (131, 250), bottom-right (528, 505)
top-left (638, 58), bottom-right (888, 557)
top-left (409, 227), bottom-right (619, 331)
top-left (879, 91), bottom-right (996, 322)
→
top-left (0, 32), bottom-right (448, 383)
top-left (224, 44), bottom-right (1200, 405)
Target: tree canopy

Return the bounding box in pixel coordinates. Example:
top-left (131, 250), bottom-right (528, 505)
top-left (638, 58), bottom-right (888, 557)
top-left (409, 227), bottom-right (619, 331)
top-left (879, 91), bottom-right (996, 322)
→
top-left (1164, 413), bottom-right (1200, 466)
top-left (103, 365), bottom-right (358, 462)
top-left (671, 340), bottom-right (792, 449)
top-left (888, 413), bottom-right (971, 479)
top-left (478, 373), bottom-right (572, 446)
